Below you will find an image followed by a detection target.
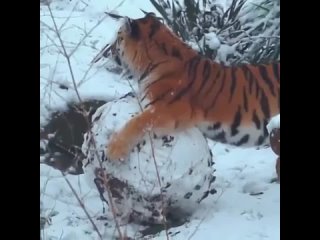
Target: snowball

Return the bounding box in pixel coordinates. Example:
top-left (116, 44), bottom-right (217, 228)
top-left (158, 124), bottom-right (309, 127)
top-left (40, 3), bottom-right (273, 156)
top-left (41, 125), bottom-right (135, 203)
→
top-left (81, 94), bottom-right (216, 225)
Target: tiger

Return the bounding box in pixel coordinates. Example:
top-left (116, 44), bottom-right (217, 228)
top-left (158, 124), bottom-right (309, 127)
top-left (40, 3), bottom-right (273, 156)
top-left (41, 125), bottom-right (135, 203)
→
top-left (95, 12), bottom-right (280, 162)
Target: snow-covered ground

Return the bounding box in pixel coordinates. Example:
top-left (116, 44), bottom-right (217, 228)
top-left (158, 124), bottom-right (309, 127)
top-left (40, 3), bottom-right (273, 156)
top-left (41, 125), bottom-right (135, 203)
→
top-left (40, 0), bottom-right (280, 239)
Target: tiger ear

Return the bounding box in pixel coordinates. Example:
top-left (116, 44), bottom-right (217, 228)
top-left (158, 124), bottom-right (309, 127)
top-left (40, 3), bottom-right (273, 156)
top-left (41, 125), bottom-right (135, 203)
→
top-left (146, 12), bottom-right (156, 17)
top-left (124, 17), bottom-right (140, 39)
top-left (124, 17), bottom-right (133, 32)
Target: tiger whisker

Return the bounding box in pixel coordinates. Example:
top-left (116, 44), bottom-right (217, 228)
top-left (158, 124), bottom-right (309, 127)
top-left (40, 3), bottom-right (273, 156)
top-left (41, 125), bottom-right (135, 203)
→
top-left (90, 44), bottom-right (112, 64)
top-left (104, 12), bottom-right (125, 20)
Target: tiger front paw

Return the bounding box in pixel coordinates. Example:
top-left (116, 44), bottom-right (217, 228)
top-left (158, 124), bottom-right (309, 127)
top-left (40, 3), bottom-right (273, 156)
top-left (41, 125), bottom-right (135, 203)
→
top-left (106, 133), bottom-right (131, 161)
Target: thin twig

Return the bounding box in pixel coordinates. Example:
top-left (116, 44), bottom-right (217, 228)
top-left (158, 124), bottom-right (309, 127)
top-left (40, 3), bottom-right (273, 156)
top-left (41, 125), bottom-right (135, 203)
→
top-left (45, 4), bottom-right (125, 239)
top-left (58, 0), bottom-right (81, 32)
top-left (187, 215), bottom-right (206, 240)
top-left (77, 61), bottom-right (96, 87)
top-left (88, 134), bottom-right (124, 239)
top-left (148, 132), bottom-right (170, 240)
top-left (47, 4), bottom-right (83, 102)
top-left (68, 15), bottom-right (108, 58)
top-left (126, 80), bottom-right (170, 240)
top-left (62, 173), bottom-right (103, 240)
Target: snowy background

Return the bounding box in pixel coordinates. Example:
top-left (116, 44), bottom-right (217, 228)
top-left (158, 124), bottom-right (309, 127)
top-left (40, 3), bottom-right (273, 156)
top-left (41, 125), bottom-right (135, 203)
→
top-left (40, 0), bottom-right (280, 239)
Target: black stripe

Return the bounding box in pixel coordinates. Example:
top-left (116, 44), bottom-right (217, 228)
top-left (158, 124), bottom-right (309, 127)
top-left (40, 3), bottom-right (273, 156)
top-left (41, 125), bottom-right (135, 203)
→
top-left (114, 55), bottom-right (121, 66)
top-left (188, 56), bottom-right (201, 78)
top-left (141, 70), bottom-right (174, 104)
top-left (213, 131), bottom-right (226, 143)
top-left (258, 65), bottom-right (276, 96)
top-left (208, 122), bottom-right (221, 131)
top-left (252, 110), bottom-right (261, 129)
top-left (171, 47), bottom-right (183, 60)
top-left (235, 134), bottom-right (249, 146)
top-left (256, 135), bottom-right (265, 145)
top-left (138, 60), bottom-right (168, 83)
top-left (205, 68), bottom-right (226, 114)
top-left (149, 21), bottom-right (161, 39)
top-left (273, 62), bottom-right (280, 83)
top-left (243, 87), bottom-right (248, 112)
top-left (229, 67), bottom-right (237, 102)
top-left (138, 62), bottom-right (152, 83)
top-left (145, 90), bottom-right (171, 108)
top-left (169, 57), bottom-right (201, 104)
top-left (154, 41), bottom-right (168, 55)
top-left (140, 92), bottom-right (148, 104)
top-left (129, 20), bottom-right (140, 40)
top-left (260, 91), bottom-right (270, 119)
top-left (199, 60), bottom-right (211, 93)
top-left (203, 66), bottom-right (222, 98)
top-left (263, 119), bottom-right (269, 137)
top-left (255, 81), bottom-right (260, 98)
top-left (144, 71), bottom-right (176, 91)
top-left (230, 107), bottom-right (242, 136)
top-left (241, 65), bottom-right (254, 94)
top-left (213, 122), bottom-right (221, 130)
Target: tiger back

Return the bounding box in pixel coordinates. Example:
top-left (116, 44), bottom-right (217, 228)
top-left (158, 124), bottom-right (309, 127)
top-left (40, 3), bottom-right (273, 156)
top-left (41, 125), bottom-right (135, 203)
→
top-left (104, 13), bottom-right (280, 161)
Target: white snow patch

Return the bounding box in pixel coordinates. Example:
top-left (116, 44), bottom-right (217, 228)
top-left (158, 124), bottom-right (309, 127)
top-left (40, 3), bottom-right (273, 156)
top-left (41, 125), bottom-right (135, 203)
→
top-left (217, 44), bottom-right (237, 64)
top-left (267, 114), bottom-right (280, 133)
top-left (205, 32), bottom-right (221, 50)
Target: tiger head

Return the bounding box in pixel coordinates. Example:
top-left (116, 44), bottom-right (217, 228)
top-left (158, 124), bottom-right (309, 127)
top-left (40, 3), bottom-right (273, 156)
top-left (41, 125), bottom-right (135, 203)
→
top-left (104, 12), bottom-right (198, 79)
top-left (109, 13), bottom-right (164, 72)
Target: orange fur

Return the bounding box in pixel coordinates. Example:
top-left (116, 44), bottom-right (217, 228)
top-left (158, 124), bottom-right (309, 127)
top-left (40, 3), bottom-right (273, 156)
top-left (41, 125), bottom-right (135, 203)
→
top-left (105, 13), bottom-right (280, 161)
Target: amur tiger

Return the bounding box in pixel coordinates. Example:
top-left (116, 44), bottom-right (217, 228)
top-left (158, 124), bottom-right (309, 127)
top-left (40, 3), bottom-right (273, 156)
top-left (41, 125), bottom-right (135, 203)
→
top-left (93, 13), bottom-right (280, 162)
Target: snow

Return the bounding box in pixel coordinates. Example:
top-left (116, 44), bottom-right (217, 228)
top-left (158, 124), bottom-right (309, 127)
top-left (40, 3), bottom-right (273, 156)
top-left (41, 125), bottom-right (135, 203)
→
top-left (213, 43), bottom-right (238, 64)
top-left (40, 144), bottom-right (279, 239)
top-left (266, 114), bottom-right (280, 134)
top-left (40, 0), bottom-right (280, 239)
top-left (204, 32), bottom-right (221, 50)
top-left (80, 95), bottom-right (216, 232)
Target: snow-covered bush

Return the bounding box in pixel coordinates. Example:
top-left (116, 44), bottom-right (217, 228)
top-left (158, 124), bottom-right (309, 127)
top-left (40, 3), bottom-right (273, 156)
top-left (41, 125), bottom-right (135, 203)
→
top-left (150, 0), bottom-right (280, 65)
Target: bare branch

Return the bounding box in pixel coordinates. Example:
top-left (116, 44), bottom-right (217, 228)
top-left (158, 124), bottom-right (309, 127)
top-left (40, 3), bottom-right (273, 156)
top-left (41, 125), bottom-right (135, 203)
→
top-left (68, 15), bottom-right (108, 58)
top-left (126, 79), bottom-right (170, 240)
top-left (44, 5), bottom-right (125, 239)
top-left (58, 0), bottom-right (81, 32)
top-left (47, 4), bottom-right (83, 102)
top-left (62, 173), bottom-right (103, 240)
